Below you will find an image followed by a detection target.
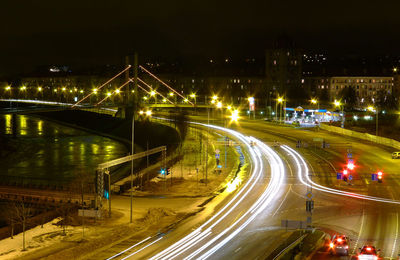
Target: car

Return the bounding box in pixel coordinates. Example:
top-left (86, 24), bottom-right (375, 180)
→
top-left (358, 245), bottom-right (379, 260)
top-left (329, 234), bottom-right (349, 256)
top-left (392, 151), bottom-right (400, 159)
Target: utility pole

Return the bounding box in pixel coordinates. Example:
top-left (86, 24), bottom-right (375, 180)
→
top-left (125, 56), bottom-right (130, 106)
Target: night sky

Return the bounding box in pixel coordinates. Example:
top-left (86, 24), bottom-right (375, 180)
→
top-left (1, 0), bottom-right (400, 75)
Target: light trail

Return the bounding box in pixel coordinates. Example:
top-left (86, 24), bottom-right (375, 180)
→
top-left (108, 121), bottom-right (285, 260)
top-left (106, 236), bottom-right (152, 260)
top-left (281, 145), bottom-right (400, 205)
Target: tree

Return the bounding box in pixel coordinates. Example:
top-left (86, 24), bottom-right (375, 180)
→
top-left (6, 201), bottom-right (32, 251)
top-left (339, 86), bottom-right (357, 110)
top-left (376, 89), bottom-right (398, 111)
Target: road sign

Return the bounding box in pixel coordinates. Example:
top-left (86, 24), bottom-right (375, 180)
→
top-left (337, 173), bottom-right (343, 180)
top-left (348, 175), bottom-right (353, 181)
top-left (372, 173), bottom-right (377, 181)
top-left (305, 192), bottom-right (314, 200)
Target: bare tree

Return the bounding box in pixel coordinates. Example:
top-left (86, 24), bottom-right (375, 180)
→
top-left (5, 201), bottom-right (33, 251)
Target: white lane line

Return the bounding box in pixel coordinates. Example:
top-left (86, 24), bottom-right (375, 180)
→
top-left (390, 212), bottom-right (399, 259)
top-left (272, 185), bottom-right (292, 217)
top-left (352, 209), bottom-right (365, 254)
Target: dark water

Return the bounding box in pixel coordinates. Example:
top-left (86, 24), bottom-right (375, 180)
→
top-left (0, 114), bottom-right (128, 185)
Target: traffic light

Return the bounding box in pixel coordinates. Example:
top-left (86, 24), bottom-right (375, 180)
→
top-left (377, 171), bottom-right (383, 183)
top-left (166, 168), bottom-right (171, 175)
top-left (347, 162), bottom-right (355, 170)
top-left (160, 168), bottom-right (166, 175)
top-left (343, 169), bottom-right (348, 182)
top-left (103, 174), bottom-right (110, 199)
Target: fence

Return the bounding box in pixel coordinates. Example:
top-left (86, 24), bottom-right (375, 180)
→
top-left (320, 123), bottom-right (400, 150)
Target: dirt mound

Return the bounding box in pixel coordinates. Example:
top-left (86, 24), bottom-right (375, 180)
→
top-left (142, 208), bottom-right (176, 225)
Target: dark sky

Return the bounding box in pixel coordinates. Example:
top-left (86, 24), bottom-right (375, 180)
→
top-left (1, 0), bottom-right (400, 75)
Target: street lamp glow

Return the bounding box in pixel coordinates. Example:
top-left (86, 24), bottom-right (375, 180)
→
top-left (53, 89), bottom-right (58, 93)
top-left (143, 96), bottom-right (148, 100)
top-left (139, 110), bottom-right (144, 115)
top-left (227, 105), bottom-right (232, 110)
top-left (216, 101), bottom-right (222, 108)
top-left (20, 86), bottom-right (26, 91)
top-left (311, 99), bottom-right (317, 104)
top-left (74, 88), bottom-right (78, 92)
top-left (92, 88), bottom-right (98, 94)
top-left (62, 87), bottom-right (66, 92)
top-left (69, 90), bottom-right (73, 93)
top-left (150, 90), bottom-right (156, 96)
top-left (5, 86), bottom-right (11, 90)
top-left (211, 99), bottom-right (216, 104)
top-left (162, 98), bottom-right (167, 103)
top-left (146, 110), bottom-right (152, 116)
top-left (79, 90), bottom-right (84, 93)
top-left (230, 109), bottom-right (240, 122)
top-left (38, 87), bottom-right (42, 92)
top-left (394, 67), bottom-right (398, 73)
top-left (334, 100), bottom-right (341, 107)
top-left (115, 89), bottom-right (120, 94)
top-left (184, 98), bottom-right (189, 103)
top-left (277, 97), bottom-right (283, 103)
top-left (367, 106), bottom-right (375, 112)
top-left (107, 92), bottom-right (112, 96)
top-left (190, 93), bottom-right (196, 98)
top-left (248, 97), bottom-right (254, 103)
top-left (169, 92), bottom-right (174, 97)
top-left (212, 95), bottom-right (218, 100)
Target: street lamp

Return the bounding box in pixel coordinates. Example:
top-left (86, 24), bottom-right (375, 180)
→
top-left (367, 106), bottom-right (379, 136)
top-left (216, 101), bottom-right (222, 109)
top-left (276, 97), bottom-right (283, 122)
top-left (334, 99), bottom-right (344, 128)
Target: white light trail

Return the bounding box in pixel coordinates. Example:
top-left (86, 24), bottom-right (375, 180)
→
top-left (281, 145), bottom-right (400, 205)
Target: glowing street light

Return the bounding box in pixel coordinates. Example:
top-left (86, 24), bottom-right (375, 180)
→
top-left (107, 92), bottom-right (112, 97)
top-left (169, 92), bottom-right (174, 97)
top-left (230, 109), bottom-right (240, 122)
top-left (139, 110), bottom-right (144, 115)
top-left (162, 98), bottom-right (167, 103)
top-left (53, 89), bottom-right (58, 93)
top-left (79, 90), bottom-right (84, 94)
top-left (183, 98), bottom-right (189, 103)
top-left (150, 90), bottom-right (156, 96)
top-left (92, 88), bottom-right (98, 94)
top-left (212, 95), bottom-right (218, 101)
top-left (5, 86), bottom-right (11, 91)
top-left (143, 96), bottom-right (148, 100)
top-left (311, 99), bottom-right (317, 104)
top-left (190, 93), bottom-right (196, 99)
top-left (115, 89), bottom-right (120, 94)
top-left (227, 105), bottom-right (232, 110)
top-left (334, 99), bottom-right (341, 107)
top-left (146, 110), bottom-right (152, 116)
top-left (20, 86), bottom-right (26, 91)
top-left (394, 67), bottom-right (398, 73)
top-left (37, 87), bottom-right (42, 92)
top-left (275, 96), bottom-right (284, 122)
top-left (62, 87), bottom-right (66, 92)
top-left (216, 101), bottom-right (222, 108)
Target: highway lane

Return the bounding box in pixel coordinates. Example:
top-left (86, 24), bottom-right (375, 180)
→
top-left (100, 122), bottom-right (287, 260)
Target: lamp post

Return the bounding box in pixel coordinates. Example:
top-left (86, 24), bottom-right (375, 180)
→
top-left (276, 97), bottom-right (283, 123)
top-left (334, 99), bottom-right (344, 128)
top-left (368, 106), bottom-right (378, 136)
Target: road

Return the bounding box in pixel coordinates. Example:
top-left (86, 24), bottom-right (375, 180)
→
top-left (95, 115), bottom-right (400, 259)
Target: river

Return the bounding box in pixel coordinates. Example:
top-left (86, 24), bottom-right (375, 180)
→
top-left (0, 114), bottom-right (128, 186)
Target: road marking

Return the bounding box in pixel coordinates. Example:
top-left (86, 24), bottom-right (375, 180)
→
top-left (272, 185), bottom-right (292, 217)
top-left (352, 209), bottom-right (365, 254)
top-left (234, 247), bottom-right (241, 253)
top-left (390, 212), bottom-right (399, 259)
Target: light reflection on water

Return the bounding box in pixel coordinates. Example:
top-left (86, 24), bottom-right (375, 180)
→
top-left (0, 114), bottom-right (127, 183)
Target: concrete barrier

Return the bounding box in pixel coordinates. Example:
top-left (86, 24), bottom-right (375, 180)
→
top-left (320, 124), bottom-right (400, 150)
